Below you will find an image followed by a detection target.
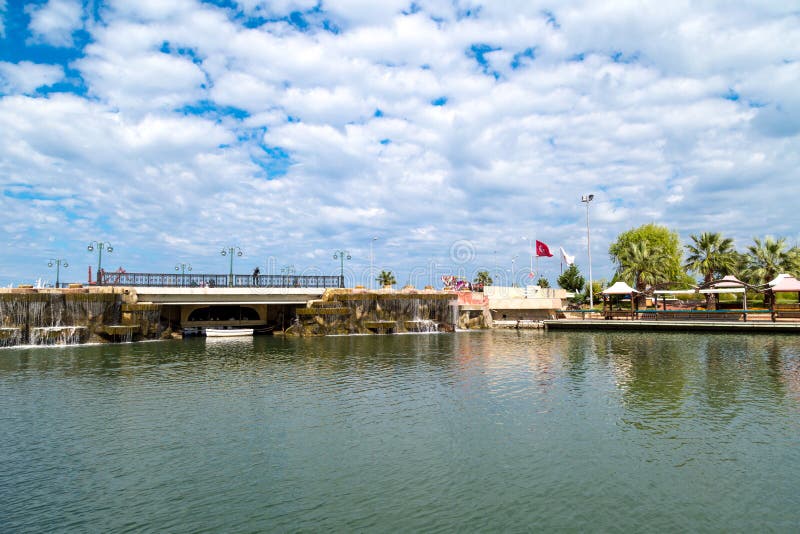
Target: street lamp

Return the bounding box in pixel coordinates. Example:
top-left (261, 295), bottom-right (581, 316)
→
top-left (175, 263), bottom-right (192, 287)
top-left (87, 241), bottom-right (112, 285)
top-left (582, 194), bottom-right (595, 309)
top-left (47, 258), bottom-right (68, 288)
top-left (511, 255), bottom-right (518, 287)
top-left (333, 250), bottom-right (351, 288)
top-left (221, 246), bottom-right (243, 287)
top-left (370, 236), bottom-right (379, 289)
top-left (281, 265), bottom-right (295, 287)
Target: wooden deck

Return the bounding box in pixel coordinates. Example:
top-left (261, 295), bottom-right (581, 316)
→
top-left (544, 319), bottom-right (800, 333)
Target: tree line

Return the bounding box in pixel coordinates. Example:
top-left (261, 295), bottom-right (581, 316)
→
top-left (557, 223), bottom-right (800, 308)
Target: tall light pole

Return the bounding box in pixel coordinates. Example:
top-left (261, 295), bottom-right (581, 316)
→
top-left (333, 250), bottom-right (351, 288)
top-left (522, 236), bottom-right (534, 280)
top-left (87, 241), bottom-right (112, 285)
top-left (582, 194), bottom-right (595, 309)
top-left (175, 263), bottom-right (192, 287)
top-left (370, 236), bottom-right (379, 290)
top-left (48, 258), bottom-right (68, 288)
top-left (511, 255), bottom-right (518, 288)
top-left (281, 265), bottom-right (295, 287)
top-left (221, 246), bottom-right (243, 287)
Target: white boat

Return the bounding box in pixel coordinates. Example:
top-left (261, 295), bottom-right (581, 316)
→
top-left (205, 328), bottom-right (254, 337)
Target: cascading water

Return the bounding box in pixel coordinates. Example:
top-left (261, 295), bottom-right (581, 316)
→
top-left (0, 328), bottom-right (22, 347)
top-left (404, 319), bottom-right (439, 333)
top-left (30, 326), bottom-right (87, 345)
top-left (293, 291), bottom-right (456, 335)
top-left (0, 291), bottom-right (127, 346)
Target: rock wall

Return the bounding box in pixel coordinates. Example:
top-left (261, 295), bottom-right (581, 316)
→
top-left (286, 289), bottom-right (459, 336)
top-left (0, 288), bottom-right (163, 346)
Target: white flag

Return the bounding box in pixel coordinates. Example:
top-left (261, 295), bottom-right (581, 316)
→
top-left (560, 247), bottom-right (575, 265)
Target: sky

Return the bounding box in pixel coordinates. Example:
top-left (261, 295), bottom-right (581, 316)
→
top-left (1, 0), bottom-right (799, 288)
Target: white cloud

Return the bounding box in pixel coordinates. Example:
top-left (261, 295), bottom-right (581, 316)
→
top-left (75, 50), bottom-right (207, 111)
top-left (1, 0), bottom-right (799, 285)
top-left (25, 0), bottom-right (83, 47)
top-left (0, 61), bottom-right (64, 94)
top-left (234, 0), bottom-right (319, 17)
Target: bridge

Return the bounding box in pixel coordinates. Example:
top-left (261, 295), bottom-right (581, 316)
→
top-left (99, 271), bottom-right (342, 288)
top-left (108, 272), bottom-right (341, 333)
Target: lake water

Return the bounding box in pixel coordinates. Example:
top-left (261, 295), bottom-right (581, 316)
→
top-left (2, 331), bottom-right (799, 532)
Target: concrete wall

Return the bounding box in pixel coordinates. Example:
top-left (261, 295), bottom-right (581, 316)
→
top-left (484, 285), bottom-right (566, 322)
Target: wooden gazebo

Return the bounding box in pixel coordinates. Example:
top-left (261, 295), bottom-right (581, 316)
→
top-left (767, 275), bottom-right (800, 321)
top-left (601, 281), bottom-right (639, 320)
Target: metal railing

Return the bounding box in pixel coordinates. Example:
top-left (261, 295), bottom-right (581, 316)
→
top-left (98, 272), bottom-right (343, 288)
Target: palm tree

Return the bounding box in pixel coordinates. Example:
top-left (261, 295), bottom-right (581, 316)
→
top-left (684, 232), bottom-right (737, 309)
top-left (743, 237), bottom-right (797, 286)
top-left (376, 270), bottom-right (396, 287)
top-left (474, 270), bottom-right (493, 287)
top-left (616, 241), bottom-right (669, 307)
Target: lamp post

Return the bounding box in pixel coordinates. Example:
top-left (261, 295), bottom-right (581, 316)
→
top-left (175, 263), bottom-right (192, 287)
top-left (333, 250), bottom-right (351, 288)
top-left (511, 255), bottom-right (518, 287)
top-left (87, 241), bottom-right (113, 285)
top-left (221, 246), bottom-right (243, 287)
top-left (582, 194), bottom-right (595, 309)
top-left (370, 236), bottom-right (379, 290)
top-left (47, 258), bottom-right (68, 288)
top-left (281, 265), bottom-right (295, 287)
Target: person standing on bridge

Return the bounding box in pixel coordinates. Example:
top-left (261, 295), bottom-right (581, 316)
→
top-left (252, 266), bottom-right (260, 287)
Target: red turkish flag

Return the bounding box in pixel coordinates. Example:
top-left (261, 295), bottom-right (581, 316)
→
top-left (535, 240), bottom-right (553, 257)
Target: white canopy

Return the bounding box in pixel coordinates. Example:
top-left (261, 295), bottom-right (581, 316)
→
top-left (653, 288), bottom-right (745, 294)
top-left (602, 281), bottom-right (638, 295)
top-left (713, 275), bottom-right (746, 288)
top-left (770, 275), bottom-right (800, 292)
top-left (769, 274), bottom-right (792, 287)
top-left (700, 288), bottom-right (745, 294)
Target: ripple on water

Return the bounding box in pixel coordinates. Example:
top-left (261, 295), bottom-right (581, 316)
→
top-left (1, 331), bottom-right (800, 531)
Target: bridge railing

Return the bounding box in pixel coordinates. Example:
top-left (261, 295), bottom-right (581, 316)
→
top-left (98, 272), bottom-right (343, 288)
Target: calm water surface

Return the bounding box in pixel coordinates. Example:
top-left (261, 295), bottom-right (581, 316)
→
top-left (2, 331), bottom-right (800, 532)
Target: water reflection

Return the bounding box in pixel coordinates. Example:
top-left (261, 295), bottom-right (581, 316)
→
top-left (2, 331), bottom-right (800, 532)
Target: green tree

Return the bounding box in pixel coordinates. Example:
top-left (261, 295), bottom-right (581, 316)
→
top-left (474, 270), bottom-right (493, 286)
top-left (615, 241), bottom-right (670, 307)
top-left (609, 223), bottom-right (683, 296)
top-left (684, 232), bottom-right (738, 309)
top-left (376, 270), bottom-right (397, 287)
top-left (537, 277), bottom-right (550, 288)
top-left (608, 223), bottom-right (683, 282)
top-left (557, 264), bottom-right (585, 293)
top-left (743, 237), bottom-right (799, 285)
top-left (587, 279), bottom-right (605, 298)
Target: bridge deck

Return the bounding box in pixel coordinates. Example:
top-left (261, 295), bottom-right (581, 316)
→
top-left (130, 287), bottom-right (325, 305)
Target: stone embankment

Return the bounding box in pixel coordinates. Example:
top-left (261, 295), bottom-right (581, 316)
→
top-left (287, 288), bottom-right (464, 336)
top-left (0, 287), bottom-right (164, 347)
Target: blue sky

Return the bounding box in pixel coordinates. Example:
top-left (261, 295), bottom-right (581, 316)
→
top-left (1, 0), bottom-right (799, 287)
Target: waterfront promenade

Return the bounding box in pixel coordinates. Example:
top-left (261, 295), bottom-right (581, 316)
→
top-left (545, 318), bottom-right (800, 333)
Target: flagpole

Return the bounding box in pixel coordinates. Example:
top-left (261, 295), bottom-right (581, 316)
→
top-left (529, 237), bottom-right (533, 279)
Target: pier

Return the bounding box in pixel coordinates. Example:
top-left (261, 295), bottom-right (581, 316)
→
top-left (544, 319), bottom-right (800, 333)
